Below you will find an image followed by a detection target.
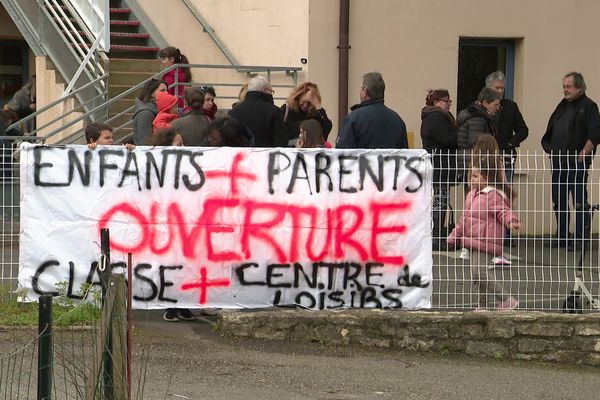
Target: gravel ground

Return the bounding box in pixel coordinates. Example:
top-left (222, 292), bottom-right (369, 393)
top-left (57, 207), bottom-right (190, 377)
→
top-left (1, 311), bottom-right (599, 400)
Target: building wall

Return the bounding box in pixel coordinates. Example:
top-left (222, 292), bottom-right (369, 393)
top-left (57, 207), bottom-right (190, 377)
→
top-left (309, 0), bottom-right (600, 147)
top-left (136, 0), bottom-right (309, 108)
top-left (0, 5), bottom-right (21, 38)
top-left (308, 0), bottom-right (600, 234)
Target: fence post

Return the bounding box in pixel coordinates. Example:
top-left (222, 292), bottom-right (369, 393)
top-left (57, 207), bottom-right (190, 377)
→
top-left (37, 295), bottom-right (53, 400)
top-left (110, 273), bottom-right (128, 399)
top-left (100, 228), bottom-right (114, 400)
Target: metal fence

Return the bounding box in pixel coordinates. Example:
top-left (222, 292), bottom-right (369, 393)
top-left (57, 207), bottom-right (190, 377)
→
top-left (2, 146), bottom-right (599, 312)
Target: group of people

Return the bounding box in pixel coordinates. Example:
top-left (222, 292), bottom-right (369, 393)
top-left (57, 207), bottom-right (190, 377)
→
top-left (420, 70), bottom-right (600, 310)
top-left (84, 45), bottom-right (600, 312)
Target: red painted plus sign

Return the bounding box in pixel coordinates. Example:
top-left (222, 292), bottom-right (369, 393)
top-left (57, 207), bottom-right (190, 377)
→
top-left (205, 152), bottom-right (256, 195)
top-left (181, 266), bottom-right (231, 304)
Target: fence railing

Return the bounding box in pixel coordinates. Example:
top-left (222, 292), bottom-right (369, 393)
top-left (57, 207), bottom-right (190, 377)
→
top-left (2, 149), bottom-right (599, 313)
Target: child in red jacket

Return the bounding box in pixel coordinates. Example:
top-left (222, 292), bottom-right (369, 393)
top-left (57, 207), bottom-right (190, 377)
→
top-left (153, 91), bottom-right (179, 133)
top-left (447, 152), bottom-right (521, 311)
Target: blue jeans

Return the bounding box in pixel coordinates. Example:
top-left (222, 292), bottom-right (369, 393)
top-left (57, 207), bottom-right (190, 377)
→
top-left (551, 157), bottom-right (589, 241)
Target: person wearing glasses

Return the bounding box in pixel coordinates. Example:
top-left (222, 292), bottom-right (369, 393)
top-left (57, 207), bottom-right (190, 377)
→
top-left (336, 72), bottom-right (408, 149)
top-left (228, 76), bottom-right (287, 147)
top-left (420, 89), bottom-right (459, 250)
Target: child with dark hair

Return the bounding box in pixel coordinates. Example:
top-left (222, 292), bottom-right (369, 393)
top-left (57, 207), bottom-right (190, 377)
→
top-left (171, 88), bottom-right (208, 146)
top-left (133, 78), bottom-right (167, 145)
top-left (85, 122), bottom-right (114, 146)
top-left (199, 117), bottom-right (254, 147)
top-left (159, 47), bottom-right (192, 108)
top-left (153, 91), bottom-right (179, 133)
top-left (148, 127), bottom-right (183, 147)
top-left (85, 122), bottom-right (134, 151)
top-left (199, 85), bottom-right (218, 122)
top-left (296, 119), bottom-right (330, 148)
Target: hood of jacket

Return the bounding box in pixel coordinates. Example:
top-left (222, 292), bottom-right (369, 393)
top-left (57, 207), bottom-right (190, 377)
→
top-left (421, 105), bottom-right (457, 126)
top-left (244, 91), bottom-right (274, 104)
top-left (457, 102), bottom-right (492, 125)
top-left (133, 98), bottom-right (158, 117)
top-left (156, 91), bottom-right (178, 113)
top-left (350, 97), bottom-right (384, 111)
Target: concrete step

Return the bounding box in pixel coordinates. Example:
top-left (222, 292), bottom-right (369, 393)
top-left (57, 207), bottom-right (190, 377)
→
top-left (109, 84), bottom-right (140, 99)
top-left (107, 112), bottom-right (134, 129)
top-left (108, 98), bottom-right (135, 114)
top-left (109, 70), bottom-right (157, 86)
top-left (108, 58), bottom-right (162, 73)
top-left (114, 127), bottom-right (134, 143)
top-left (109, 21), bottom-right (141, 34)
top-left (109, 8), bottom-right (131, 21)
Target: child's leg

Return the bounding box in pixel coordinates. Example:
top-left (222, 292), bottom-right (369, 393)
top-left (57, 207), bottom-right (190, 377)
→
top-left (469, 250), bottom-right (488, 308)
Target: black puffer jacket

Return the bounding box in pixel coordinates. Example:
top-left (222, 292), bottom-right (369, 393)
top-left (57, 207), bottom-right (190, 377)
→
top-left (420, 106), bottom-right (459, 184)
top-left (457, 103), bottom-right (497, 149)
top-left (228, 91), bottom-right (287, 147)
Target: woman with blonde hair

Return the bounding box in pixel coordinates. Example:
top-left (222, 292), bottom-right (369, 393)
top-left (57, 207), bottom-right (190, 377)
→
top-left (281, 81), bottom-right (332, 146)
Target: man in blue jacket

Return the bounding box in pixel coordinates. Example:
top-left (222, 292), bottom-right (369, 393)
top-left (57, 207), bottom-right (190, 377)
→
top-left (336, 72), bottom-right (408, 149)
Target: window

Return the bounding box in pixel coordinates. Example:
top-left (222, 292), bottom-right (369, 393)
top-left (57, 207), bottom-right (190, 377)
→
top-left (457, 39), bottom-right (515, 112)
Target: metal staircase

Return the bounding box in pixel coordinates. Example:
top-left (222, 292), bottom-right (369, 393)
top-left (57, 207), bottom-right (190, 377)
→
top-left (2, 0), bottom-right (302, 145)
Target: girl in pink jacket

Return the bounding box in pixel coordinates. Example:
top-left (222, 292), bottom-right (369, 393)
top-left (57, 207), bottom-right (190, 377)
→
top-left (447, 153), bottom-right (521, 310)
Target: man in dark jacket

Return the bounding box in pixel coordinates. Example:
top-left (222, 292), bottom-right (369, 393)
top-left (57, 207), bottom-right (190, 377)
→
top-left (485, 71), bottom-right (529, 182)
top-left (541, 72), bottom-right (600, 250)
top-left (336, 72), bottom-right (408, 149)
top-left (228, 76), bottom-right (286, 147)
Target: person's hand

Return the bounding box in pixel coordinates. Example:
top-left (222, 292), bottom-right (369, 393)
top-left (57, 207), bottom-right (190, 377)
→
top-left (306, 89), bottom-right (322, 110)
top-left (124, 143), bottom-right (135, 151)
top-left (509, 221), bottom-right (521, 231)
top-left (578, 139), bottom-right (595, 162)
top-left (87, 142), bottom-right (98, 150)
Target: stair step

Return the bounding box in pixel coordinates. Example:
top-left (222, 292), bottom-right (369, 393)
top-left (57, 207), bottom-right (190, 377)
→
top-left (109, 70), bottom-right (158, 85)
top-left (108, 58), bottom-right (163, 73)
top-left (109, 84), bottom-right (141, 98)
top-left (110, 20), bottom-right (140, 26)
top-left (111, 32), bottom-right (150, 39)
top-left (110, 45), bottom-right (159, 52)
top-left (107, 112), bottom-right (134, 128)
top-left (110, 8), bottom-right (131, 14)
top-left (108, 99), bottom-right (136, 114)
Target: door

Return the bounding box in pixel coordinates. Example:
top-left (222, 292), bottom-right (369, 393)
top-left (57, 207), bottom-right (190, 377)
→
top-left (0, 39), bottom-right (29, 108)
top-left (457, 39), bottom-right (515, 112)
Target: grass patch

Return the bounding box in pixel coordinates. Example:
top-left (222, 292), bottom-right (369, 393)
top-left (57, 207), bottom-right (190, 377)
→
top-left (0, 285), bottom-right (102, 327)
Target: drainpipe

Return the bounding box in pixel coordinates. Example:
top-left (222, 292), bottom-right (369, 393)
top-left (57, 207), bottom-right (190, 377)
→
top-left (338, 0), bottom-right (350, 129)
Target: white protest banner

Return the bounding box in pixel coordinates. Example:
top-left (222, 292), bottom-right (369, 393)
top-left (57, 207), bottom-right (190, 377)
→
top-left (19, 144), bottom-right (433, 309)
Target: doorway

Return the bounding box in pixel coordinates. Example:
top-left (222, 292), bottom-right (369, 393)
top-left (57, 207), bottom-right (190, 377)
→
top-left (457, 39), bottom-right (515, 112)
top-left (0, 39), bottom-right (29, 108)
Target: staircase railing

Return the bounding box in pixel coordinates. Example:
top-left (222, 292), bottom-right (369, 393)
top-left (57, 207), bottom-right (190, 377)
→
top-left (67, 0), bottom-right (110, 52)
top-left (52, 63), bottom-right (302, 145)
top-left (3, 0), bottom-right (110, 138)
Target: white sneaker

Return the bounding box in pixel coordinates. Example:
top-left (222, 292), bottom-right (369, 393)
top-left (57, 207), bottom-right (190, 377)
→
top-left (489, 256), bottom-right (511, 269)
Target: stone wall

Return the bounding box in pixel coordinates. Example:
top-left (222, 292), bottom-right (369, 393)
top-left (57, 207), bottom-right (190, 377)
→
top-left (217, 310), bottom-right (600, 366)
